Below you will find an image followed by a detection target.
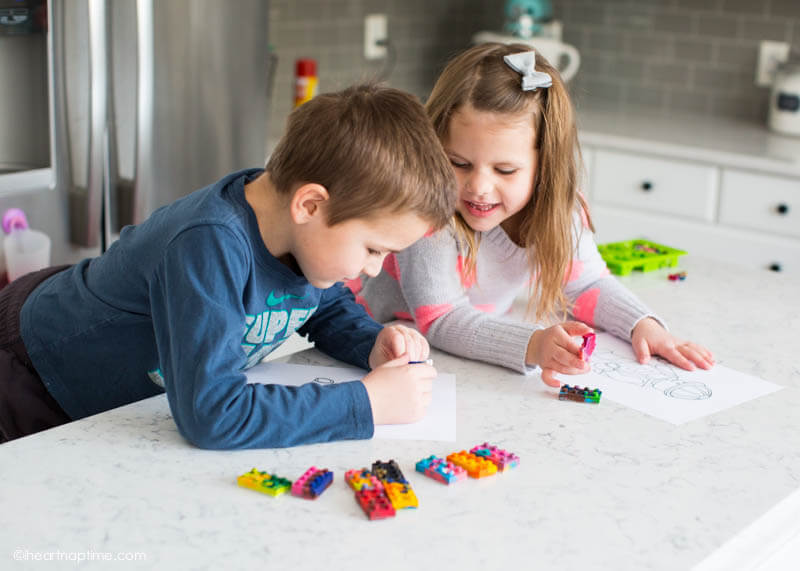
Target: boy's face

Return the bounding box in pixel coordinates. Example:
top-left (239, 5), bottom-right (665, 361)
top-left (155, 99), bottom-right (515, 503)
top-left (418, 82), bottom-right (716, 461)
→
top-left (294, 208), bottom-right (430, 289)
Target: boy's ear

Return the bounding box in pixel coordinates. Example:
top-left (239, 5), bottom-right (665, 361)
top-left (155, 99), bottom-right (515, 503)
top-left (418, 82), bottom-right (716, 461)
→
top-left (290, 183), bottom-right (330, 224)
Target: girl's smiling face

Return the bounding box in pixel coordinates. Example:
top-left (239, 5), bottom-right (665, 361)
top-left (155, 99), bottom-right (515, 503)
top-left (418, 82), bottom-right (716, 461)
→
top-left (444, 104), bottom-right (537, 239)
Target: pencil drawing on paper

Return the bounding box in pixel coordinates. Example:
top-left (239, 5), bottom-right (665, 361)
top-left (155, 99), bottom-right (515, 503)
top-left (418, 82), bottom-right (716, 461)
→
top-left (590, 348), bottom-right (712, 401)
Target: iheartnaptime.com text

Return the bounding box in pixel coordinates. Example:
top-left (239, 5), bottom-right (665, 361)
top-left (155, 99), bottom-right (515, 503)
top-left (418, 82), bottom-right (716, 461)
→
top-left (13, 549), bottom-right (146, 563)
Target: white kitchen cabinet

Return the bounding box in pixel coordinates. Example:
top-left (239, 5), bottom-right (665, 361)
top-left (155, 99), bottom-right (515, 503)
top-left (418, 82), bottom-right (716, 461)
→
top-left (591, 149), bottom-right (718, 221)
top-left (579, 107), bottom-right (800, 276)
top-left (719, 169), bottom-right (799, 240)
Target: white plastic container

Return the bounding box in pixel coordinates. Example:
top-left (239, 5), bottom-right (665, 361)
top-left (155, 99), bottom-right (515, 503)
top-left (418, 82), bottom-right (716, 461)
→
top-left (2, 208), bottom-right (51, 282)
top-left (768, 61), bottom-right (800, 137)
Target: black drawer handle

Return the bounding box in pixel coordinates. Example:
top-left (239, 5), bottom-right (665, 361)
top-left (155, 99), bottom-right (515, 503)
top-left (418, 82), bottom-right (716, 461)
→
top-left (769, 263), bottom-right (782, 272)
top-left (776, 203), bottom-right (790, 215)
top-left (641, 181), bottom-right (653, 191)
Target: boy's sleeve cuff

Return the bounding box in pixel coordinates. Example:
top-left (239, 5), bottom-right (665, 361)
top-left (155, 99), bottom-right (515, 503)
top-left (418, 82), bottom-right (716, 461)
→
top-left (350, 380), bottom-right (375, 439)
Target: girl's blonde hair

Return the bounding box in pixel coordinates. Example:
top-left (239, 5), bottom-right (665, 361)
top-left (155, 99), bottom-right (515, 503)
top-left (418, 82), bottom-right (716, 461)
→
top-left (426, 42), bottom-right (592, 321)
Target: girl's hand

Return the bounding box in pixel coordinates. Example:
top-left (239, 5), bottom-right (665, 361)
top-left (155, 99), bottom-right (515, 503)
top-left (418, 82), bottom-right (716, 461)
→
top-left (631, 317), bottom-right (715, 370)
top-left (527, 321), bottom-right (593, 387)
top-left (362, 355), bottom-right (435, 424)
top-left (369, 324), bottom-right (430, 369)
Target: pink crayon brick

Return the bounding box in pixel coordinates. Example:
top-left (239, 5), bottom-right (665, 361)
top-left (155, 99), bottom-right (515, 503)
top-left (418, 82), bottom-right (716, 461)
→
top-left (581, 333), bottom-right (596, 361)
top-left (415, 455), bottom-right (466, 484)
top-left (469, 443), bottom-right (520, 472)
top-left (291, 466), bottom-right (333, 499)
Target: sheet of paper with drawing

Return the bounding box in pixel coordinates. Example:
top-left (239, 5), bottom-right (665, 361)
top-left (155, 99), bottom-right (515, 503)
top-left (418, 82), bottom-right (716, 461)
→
top-left (574, 333), bottom-right (782, 425)
top-left (245, 362), bottom-right (457, 441)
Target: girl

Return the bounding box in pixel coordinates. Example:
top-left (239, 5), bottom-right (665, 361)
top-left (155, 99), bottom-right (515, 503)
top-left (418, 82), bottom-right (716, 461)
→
top-left (350, 43), bottom-right (714, 386)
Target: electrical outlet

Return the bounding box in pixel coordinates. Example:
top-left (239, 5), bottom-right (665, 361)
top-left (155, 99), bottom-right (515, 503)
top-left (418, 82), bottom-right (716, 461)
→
top-left (364, 13), bottom-right (387, 60)
top-left (756, 40), bottom-right (790, 87)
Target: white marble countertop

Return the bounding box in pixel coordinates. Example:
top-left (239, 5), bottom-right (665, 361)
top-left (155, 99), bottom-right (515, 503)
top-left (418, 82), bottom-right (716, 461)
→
top-left (577, 102), bottom-right (800, 178)
top-left (1, 256), bottom-right (799, 570)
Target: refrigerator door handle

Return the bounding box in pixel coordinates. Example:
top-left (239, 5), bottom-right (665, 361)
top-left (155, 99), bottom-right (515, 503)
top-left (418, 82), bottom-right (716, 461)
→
top-left (131, 0), bottom-right (154, 225)
top-left (101, 125), bottom-right (114, 251)
top-left (68, 0), bottom-right (117, 249)
top-left (47, 0), bottom-right (67, 197)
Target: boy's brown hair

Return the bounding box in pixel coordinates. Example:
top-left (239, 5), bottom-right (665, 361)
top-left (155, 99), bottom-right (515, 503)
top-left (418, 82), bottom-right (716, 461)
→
top-left (426, 42), bottom-right (591, 321)
top-left (266, 83), bottom-right (456, 229)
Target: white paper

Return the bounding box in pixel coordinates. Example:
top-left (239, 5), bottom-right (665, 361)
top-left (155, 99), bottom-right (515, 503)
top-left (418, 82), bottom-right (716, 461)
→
top-left (568, 333), bottom-right (782, 425)
top-left (245, 361), bottom-right (456, 441)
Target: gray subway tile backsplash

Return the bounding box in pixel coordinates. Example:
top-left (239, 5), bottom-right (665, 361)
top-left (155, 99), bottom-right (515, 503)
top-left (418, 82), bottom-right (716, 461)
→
top-left (695, 12), bottom-right (740, 37)
top-left (267, 0), bottom-right (800, 140)
top-left (721, 0), bottom-right (768, 17)
top-left (738, 18), bottom-right (791, 43)
top-left (675, 38), bottom-right (715, 61)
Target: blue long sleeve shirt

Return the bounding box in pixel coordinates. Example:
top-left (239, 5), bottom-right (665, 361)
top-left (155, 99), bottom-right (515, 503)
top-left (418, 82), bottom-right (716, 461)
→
top-left (20, 169), bottom-right (380, 449)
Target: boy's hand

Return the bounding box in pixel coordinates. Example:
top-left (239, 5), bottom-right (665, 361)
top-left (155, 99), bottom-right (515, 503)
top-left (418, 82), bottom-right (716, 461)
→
top-left (362, 355), bottom-right (435, 424)
top-left (369, 324), bottom-right (430, 369)
top-left (526, 321), bottom-right (593, 387)
top-left (631, 317), bottom-right (714, 371)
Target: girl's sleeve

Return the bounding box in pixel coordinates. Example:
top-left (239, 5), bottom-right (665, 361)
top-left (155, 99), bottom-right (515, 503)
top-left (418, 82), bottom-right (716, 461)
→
top-left (149, 226), bottom-right (373, 450)
top-left (563, 211), bottom-right (666, 339)
top-left (394, 231), bottom-right (541, 374)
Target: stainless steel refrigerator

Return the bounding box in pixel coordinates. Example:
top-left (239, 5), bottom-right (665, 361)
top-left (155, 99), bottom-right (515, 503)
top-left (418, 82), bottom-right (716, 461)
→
top-left (0, 0), bottom-right (273, 263)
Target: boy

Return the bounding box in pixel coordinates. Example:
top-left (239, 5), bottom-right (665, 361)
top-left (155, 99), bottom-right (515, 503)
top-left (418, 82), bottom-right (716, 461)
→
top-left (0, 83), bottom-right (456, 448)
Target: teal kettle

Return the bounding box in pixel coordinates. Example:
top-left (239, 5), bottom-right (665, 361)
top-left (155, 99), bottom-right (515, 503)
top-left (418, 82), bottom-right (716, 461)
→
top-left (504, 0), bottom-right (554, 38)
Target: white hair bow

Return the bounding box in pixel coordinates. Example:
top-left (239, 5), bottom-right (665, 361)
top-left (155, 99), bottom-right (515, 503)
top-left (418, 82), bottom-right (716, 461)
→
top-left (503, 51), bottom-right (552, 91)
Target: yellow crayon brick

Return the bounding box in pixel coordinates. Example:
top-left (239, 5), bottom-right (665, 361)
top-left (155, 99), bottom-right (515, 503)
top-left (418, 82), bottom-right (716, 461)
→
top-left (237, 468), bottom-right (292, 497)
top-left (384, 481), bottom-right (419, 510)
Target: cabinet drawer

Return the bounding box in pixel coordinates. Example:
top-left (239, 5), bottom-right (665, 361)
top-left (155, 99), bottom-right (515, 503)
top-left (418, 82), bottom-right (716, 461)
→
top-left (592, 205), bottom-right (800, 276)
top-left (720, 169), bottom-right (800, 239)
top-left (591, 150), bottom-right (718, 221)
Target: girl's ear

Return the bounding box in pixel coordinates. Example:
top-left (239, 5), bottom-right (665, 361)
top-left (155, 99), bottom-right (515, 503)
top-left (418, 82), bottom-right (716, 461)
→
top-left (290, 183), bottom-right (330, 224)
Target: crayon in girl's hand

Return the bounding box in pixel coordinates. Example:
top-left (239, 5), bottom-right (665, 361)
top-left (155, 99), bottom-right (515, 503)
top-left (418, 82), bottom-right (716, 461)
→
top-left (408, 359), bottom-right (433, 365)
top-left (581, 333), bottom-right (596, 361)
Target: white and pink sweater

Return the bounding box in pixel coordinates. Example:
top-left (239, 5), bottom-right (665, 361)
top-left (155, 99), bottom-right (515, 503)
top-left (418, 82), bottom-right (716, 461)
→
top-left (349, 212), bottom-right (661, 374)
